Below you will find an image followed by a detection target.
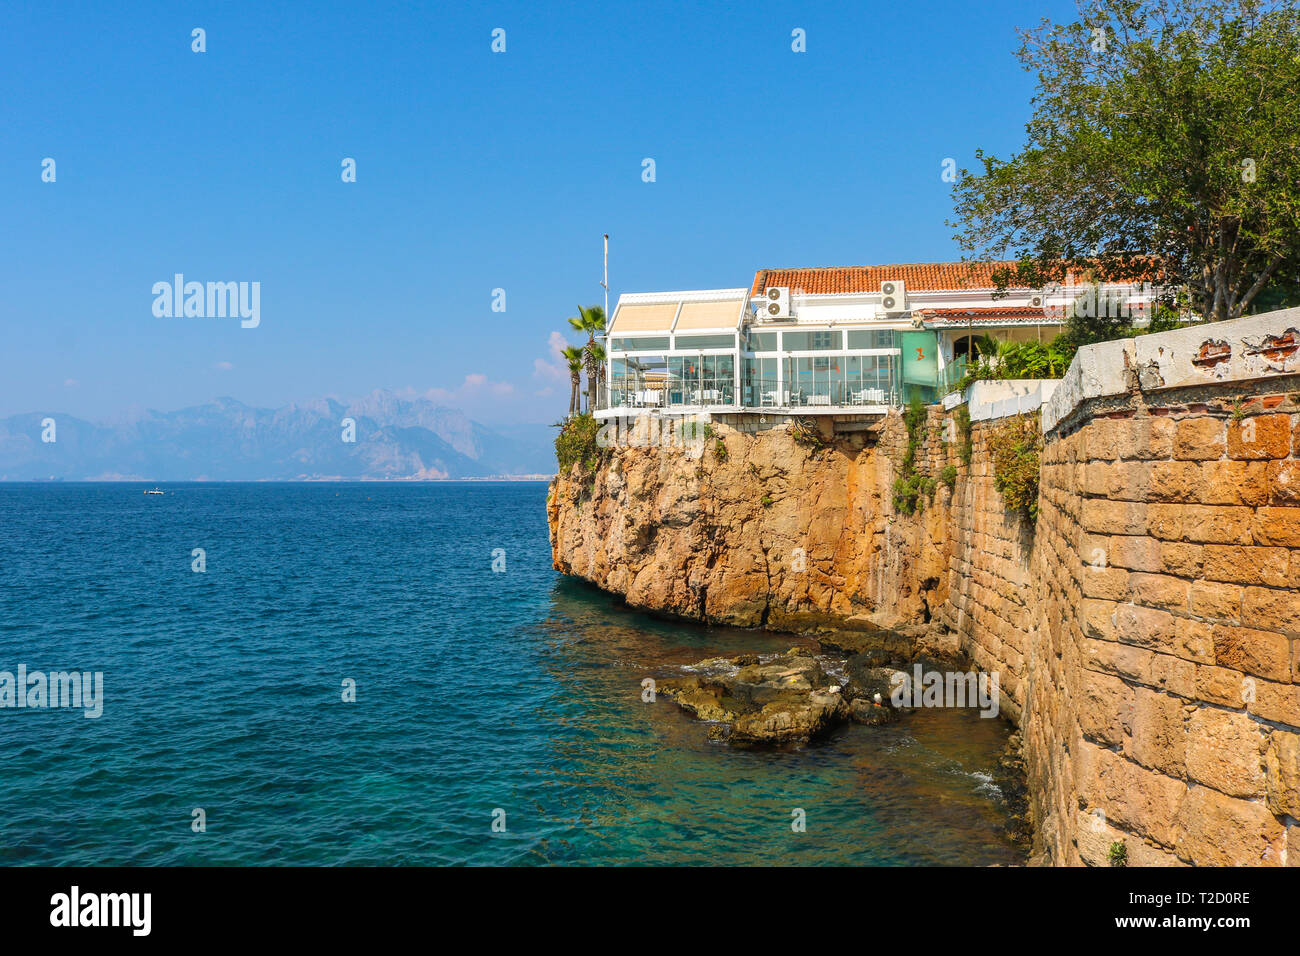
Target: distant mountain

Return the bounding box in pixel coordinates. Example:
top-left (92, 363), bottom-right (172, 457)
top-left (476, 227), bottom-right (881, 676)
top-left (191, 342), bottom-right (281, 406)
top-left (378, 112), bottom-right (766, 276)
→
top-left (0, 391), bottom-right (557, 480)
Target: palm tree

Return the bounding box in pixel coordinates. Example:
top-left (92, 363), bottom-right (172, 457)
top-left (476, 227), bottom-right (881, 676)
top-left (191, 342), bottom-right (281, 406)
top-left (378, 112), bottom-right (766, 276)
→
top-left (587, 341), bottom-right (606, 411)
top-left (562, 346), bottom-right (584, 418)
top-left (568, 304), bottom-right (606, 414)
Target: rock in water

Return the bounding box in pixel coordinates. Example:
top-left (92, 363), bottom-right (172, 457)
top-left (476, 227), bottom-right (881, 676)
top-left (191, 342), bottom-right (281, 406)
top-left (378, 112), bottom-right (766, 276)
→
top-left (658, 647), bottom-right (898, 744)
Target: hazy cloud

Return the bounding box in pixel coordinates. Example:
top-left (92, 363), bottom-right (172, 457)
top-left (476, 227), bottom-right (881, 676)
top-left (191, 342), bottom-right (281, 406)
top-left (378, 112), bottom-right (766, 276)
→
top-left (533, 331), bottom-right (571, 382)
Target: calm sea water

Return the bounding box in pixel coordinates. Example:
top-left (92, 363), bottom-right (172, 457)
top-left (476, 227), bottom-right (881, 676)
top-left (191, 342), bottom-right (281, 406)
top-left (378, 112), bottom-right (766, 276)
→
top-left (0, 482), bottom-right (1022, 866)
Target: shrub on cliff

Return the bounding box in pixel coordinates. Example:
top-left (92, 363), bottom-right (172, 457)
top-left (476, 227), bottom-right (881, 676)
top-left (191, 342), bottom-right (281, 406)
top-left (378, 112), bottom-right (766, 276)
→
top-left (892, 397), bottom-right (937, 515)
top-left (955, 405), bottom-right (973, 465)
top-left (789, 417), bottom-right (825, 449)
top-left (987, 414), bottom-right (1042, 521)
top-left (555, 413), bottom-right (604, 475)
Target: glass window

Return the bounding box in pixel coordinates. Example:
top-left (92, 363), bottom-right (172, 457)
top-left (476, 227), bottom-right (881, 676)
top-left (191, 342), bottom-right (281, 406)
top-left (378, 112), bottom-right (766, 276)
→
top-left (846, 329), bottom-right (896, 349)
top-left (743, 330), bottom-right (778, 351)
top-left (782, 330), bottom-right (841, 351)
top-left (674, 333), bottom-right (735, 350)
top-left (610, 336), bottom-right (670, 351)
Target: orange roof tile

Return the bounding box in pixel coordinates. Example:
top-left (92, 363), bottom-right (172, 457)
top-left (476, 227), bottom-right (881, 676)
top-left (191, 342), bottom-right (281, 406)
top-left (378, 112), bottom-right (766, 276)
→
top-left (749, 262), bottom-right (1019, 297)
top-left (750, 259), bottom-right (1166, 297)
top-left (918, 306), bottom-right (1054, 326)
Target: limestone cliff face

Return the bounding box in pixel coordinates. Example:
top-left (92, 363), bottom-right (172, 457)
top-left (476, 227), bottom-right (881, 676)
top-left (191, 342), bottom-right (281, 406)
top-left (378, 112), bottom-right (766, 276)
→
top-left (548, 413), bottom-right (953, 632)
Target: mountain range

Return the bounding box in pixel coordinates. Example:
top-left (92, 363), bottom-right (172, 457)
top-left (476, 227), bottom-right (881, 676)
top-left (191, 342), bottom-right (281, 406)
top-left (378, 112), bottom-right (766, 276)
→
top-left (0, 391), bottom-right (558, 480)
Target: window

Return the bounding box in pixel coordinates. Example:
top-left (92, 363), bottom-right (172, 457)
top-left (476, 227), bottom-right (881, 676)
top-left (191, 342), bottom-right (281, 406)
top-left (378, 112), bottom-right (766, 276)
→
top-left (846, 330), bottom-right (896, 350)
top-left (673, 333), bottom-right (735, 350)
top-left (782, 330), bottom-right (841, 351)
top-left (743, 331), bottom-right (778, 352)
top-left (610, 336), bottom-right (670, 351)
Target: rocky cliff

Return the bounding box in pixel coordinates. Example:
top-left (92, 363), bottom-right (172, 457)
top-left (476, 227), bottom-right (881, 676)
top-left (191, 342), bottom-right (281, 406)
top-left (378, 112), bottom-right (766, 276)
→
top-left (548, 412), bottom-right (955, 638)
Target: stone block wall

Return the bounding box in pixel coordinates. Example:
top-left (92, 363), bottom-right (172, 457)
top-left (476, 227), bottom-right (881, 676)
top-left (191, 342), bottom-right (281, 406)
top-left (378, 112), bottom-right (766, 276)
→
top-left (942, 307), bottom-right (1300, 866)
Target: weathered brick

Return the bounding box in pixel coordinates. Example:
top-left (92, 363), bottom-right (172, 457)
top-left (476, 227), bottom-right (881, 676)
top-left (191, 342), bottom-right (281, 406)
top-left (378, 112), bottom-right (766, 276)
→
top-left (1085, 638), bottom-right (1196, 697)
top-left (1079, 598), bottom-right (1118, 640)
top-left (1078, 671), bottom-right (1134, 747)
top-left (1115, 603), bottom-right (1176, 647)
top-left (1184, 707), bottom-right (1266, 797)
top-left (1116, 416), bottom-right (1175, 460)
top-left (1174, 417), bottom-right (1225, 460)
top-left (1267, 459), bottom-right (1300, 505)
top-left (1173, 783), bottom-right (1284, 866)
top-left (1196, 664), bottom-right (1253, 707)
top-left (1077, 741), bottom-right (1187, 846)
top-left (1081, 565), bottom-right (1129, 600)
top-left (1188, 580), bottom-right (1242, 622)
top-left (1160, 542), bottom-right (1204, 577)
top-left (1107, 535), bottom-right (1162, 572)
top-left (1253, 508), bottom-right (1300, 547)
top-left (1201, 545), bottom-right (1291, 587)
top-left (1129, 687), bottom-right (1187, 776)
top-left (1212, 624), bottom-right (1292, 682)
top-left (1228, 415), bottom-right (1292, 460)
top-left (1084, 418), bottom-right (1120, 461)
top-left (1148, 460), bottom-right (1203, 503)
top-left (1200, 460), bottom-right (1269, 506)
top-left (1172, 619), bottom-right (1216, 664)
top-left (1248, 679), bottom-right (1300, 727)
top-left (1264, 730), bottom-right (1300, 817)
top-left (1242, 585), bottom-right (1300, 633)
top-left (1148, 503), bottom-right (1253, 544)
top-left (1082, 498), bottom-right (1147, 535)
top-left (1129, 573), bottom-right (1190, 613)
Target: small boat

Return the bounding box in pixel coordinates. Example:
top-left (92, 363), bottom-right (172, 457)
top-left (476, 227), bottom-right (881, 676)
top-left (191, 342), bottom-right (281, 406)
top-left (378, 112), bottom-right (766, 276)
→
top-left (143, 488), bottom-right (165, 495)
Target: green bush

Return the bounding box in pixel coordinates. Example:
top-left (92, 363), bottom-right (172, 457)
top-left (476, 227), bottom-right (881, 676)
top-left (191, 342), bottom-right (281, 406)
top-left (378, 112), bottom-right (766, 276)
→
top-left (714, 438), bottom-right (728, 461)
top-left (893, 396), bottom-right (937, 515)
top-left (955, 405), bottom-right (973, 465)
top-left (987, 414), bottom-right (1042, 521)
top-left (940, 464), bottom-right (958, 489)
top-left (555, 413), bottom-right (604, 475)
top-left (1107, 841), bottom-right (1128, 868)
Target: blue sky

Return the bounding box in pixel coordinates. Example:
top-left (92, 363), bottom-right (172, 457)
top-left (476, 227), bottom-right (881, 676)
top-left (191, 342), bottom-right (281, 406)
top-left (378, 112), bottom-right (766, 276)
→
top-left (1, 0), bottom-right (1073, 424)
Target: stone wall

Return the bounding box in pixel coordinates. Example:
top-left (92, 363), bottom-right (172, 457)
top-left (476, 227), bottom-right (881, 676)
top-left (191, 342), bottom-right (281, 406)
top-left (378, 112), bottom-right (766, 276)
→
top-left (941, 308), bottom-right (1300, 866)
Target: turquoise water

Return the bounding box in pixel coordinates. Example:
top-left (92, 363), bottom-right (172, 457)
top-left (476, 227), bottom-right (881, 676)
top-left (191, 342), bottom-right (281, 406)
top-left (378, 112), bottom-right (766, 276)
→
top-left (0, 482), bottom-right (1022, 865)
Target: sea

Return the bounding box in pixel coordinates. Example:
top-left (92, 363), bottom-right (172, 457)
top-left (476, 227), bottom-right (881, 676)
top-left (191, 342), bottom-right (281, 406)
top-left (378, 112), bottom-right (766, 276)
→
top-left (0, 482), bottom-right (1023, 865)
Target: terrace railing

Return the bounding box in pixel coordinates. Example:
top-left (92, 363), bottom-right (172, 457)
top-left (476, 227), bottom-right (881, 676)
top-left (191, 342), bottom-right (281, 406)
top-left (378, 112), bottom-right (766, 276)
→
top-left (600, 378), bottom-right (898, 411)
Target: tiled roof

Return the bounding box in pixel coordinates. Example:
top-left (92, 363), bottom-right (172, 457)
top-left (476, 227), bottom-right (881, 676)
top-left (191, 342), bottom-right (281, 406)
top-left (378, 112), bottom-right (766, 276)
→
top-left (919, 306), bottom-right (1054, 326)
top-left (750, 262), bottom-right (1019, 296)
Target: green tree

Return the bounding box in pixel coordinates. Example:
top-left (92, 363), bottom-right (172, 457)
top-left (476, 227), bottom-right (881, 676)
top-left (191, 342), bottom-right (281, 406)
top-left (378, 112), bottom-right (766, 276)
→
top-left (568, 305), bottom-right (607, 412)
top-left (951, 0), bottom-right (1300, 322)
top-left (562, 345), bottom-right (584, 418)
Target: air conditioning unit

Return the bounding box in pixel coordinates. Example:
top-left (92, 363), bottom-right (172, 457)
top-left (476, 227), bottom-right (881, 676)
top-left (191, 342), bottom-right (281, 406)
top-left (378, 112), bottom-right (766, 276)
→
top-left (764, 286), bottom-right (791, 319)
top-left (1030, 294), bottom-right (1044, 308)
top-left (881, 280), bottom-right (907, 313)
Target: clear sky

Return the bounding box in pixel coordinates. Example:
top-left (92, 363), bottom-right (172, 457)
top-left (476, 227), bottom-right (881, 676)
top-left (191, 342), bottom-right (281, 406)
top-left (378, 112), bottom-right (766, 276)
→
top-left (1, 0), bottom-right (1073, 425)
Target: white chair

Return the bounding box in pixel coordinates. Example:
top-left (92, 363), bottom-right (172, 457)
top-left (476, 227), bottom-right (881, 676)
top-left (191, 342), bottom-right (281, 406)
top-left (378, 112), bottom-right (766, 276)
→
top-left (807, 394), bottom-right (832, 406)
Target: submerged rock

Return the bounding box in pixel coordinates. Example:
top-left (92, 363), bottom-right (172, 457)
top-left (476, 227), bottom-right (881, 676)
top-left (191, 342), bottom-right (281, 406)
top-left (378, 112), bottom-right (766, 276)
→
top-left (658, 647), bottom-right (900, 744)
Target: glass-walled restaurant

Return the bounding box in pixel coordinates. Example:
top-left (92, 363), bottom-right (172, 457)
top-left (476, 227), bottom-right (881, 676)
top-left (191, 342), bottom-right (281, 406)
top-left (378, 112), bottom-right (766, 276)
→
top-left (605, 327), bottom-right (938, 411)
